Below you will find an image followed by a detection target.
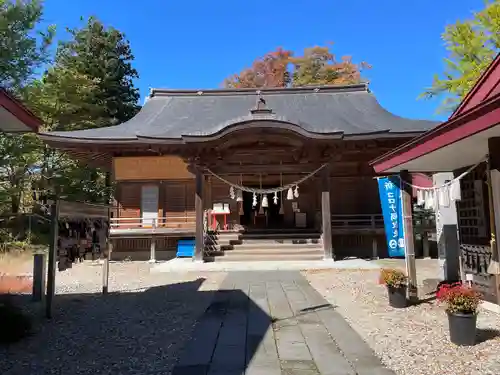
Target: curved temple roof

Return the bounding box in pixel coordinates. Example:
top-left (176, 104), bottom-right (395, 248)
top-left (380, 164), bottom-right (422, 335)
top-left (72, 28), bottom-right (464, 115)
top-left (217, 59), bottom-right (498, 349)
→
top-left (39, 84), bottom-right (439, 144)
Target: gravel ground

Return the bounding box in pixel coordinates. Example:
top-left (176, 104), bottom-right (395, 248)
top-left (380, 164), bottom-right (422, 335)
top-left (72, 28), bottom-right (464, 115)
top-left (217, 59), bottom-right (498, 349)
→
top-left (304, 260), bottom-right (500, 375)
top-left (0, 261), bottom-right (227, 375)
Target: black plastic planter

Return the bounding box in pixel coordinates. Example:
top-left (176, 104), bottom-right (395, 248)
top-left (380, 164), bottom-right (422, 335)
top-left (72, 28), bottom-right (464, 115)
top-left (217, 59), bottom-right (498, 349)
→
top-left (387, 285), bottom-right (408, 308)
top-left (447, 312), bottom-right (477, 346)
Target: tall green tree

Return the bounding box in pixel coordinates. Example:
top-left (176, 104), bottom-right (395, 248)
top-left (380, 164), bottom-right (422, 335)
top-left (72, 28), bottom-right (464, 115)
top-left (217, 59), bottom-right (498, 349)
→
top-left (0, 0), bottom-right (55, 89)
top-left (53, 16), bottom-right (140, 128)
top-left (423, 0), bottom-right (500, 111)
top-left (0, 0), bottom-right (54, 215)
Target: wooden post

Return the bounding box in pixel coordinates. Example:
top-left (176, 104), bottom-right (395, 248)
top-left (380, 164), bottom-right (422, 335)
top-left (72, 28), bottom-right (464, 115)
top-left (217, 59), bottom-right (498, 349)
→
top-left (46, 201), bottom-right (59, 319)
top-left (32, 253), bottom-right (46, 302)
top-left (321, 165), bottom-right (333, 260)
top-left (400, 170), bottom-right (418, 302)
top-left (194, 168), bottom-right (204, 262)
top-left (422, 231), bottom-right (430, 259)
top-left (371, 215), bottom-right (378, 259)
top-left (102, 172), bottom-right (112, 295)
top-left (149, 218), bottom-right (157, 263)
top-left (486, 137), bottom-right (500, 305)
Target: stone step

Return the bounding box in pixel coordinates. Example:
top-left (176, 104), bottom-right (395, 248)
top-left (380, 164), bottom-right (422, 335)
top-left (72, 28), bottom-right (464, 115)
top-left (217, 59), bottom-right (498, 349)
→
top-left (206, 243), bottom-right (323, 252)
top-left (237, 238), bottom-right (321, 245)
top-left (231, 242), bottom-right (322, 250)
top-left (208, 253), bottom-right (324, 262)
top-left (238, 232), bottom-right (321, 240)
top-left (222, 247), bottom-right (323, 256)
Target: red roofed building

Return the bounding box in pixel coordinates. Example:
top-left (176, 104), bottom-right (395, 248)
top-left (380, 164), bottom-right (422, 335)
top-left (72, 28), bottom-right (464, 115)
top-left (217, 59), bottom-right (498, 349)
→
top-left (0, 88), bottom-right (41, 133)
top-left (371, 54), bottom-right (500, 305)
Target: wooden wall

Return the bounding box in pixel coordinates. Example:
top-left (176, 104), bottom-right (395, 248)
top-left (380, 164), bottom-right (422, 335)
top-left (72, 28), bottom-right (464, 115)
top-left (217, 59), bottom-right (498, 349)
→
top-left (115, 175), bottom-right (381, 228)
top-left (114, 156), bottom-right (194, 181)
top-left (115, 180), bottom-right (195, 228)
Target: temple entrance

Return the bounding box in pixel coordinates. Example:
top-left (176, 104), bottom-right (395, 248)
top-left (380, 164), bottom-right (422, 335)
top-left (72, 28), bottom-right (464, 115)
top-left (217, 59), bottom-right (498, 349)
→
top-left (240, 189), bottom-right (284, 229)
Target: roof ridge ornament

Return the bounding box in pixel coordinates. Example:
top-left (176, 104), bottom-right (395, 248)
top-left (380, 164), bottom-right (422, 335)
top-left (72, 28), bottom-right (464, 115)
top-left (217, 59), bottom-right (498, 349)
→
top-left (250, 90), bottom-right (273, 115)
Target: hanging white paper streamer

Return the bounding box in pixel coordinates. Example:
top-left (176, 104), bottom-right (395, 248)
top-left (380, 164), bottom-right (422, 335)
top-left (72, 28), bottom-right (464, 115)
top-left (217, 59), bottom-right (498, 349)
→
top-left (287, 188), bottom-right (294, 200)
top-left (294, 186), bottom-right (299, 198)
top-left (229, 186), bottom-right (235, 200)
top-left (416, 189), bottom-right (425, 206)
top-left (236, 189), bottom-right (243, 202)
top-left (273, 191), bottom-right (278, 205)
top-left (252, 193), bottom-right (257, 207)
top-left (439, 186), bottom-right (450, 208)
top-left (262, 194), bottom-right (268, 208)
top-left (450, 180), bottom-right (461, 201)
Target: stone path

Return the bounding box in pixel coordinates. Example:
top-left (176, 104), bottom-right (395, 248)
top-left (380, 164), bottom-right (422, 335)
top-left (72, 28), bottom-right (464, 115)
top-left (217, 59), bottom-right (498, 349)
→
top-left (172, 271), bottom-right (394, 375)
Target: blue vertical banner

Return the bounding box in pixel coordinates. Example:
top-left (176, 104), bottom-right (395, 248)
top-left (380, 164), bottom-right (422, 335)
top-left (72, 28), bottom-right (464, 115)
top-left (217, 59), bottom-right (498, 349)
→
top-left (377, 176), bottom-right (406, 257)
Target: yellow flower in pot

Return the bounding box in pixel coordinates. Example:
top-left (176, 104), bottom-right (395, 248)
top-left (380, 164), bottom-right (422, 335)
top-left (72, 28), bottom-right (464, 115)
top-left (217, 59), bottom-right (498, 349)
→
top-left (378, 268), bottom-right (408, 308)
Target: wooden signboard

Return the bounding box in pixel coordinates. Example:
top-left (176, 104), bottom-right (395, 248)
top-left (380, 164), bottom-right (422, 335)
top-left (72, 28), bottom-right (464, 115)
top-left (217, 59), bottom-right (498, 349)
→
top-left (114, 156), bottom-right (194, 181)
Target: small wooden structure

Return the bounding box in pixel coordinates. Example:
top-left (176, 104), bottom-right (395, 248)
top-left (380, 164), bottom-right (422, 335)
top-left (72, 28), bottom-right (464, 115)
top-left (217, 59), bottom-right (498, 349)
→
top-left (39, 84), bottom-right (438, 261)
top-left (371, 53), bottom-right (500, 305)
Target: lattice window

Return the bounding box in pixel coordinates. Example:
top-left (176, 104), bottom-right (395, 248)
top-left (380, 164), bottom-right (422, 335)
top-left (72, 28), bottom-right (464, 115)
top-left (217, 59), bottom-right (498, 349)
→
top-left (456, 162), bottom-right (490, 245)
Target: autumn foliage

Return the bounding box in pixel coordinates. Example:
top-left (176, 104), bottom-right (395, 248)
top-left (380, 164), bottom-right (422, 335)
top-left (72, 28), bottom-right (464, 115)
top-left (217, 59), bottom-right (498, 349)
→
top-left (224, 44), bottom-right (370, 88)
top-left (436, 282), bottom-right (481, 315)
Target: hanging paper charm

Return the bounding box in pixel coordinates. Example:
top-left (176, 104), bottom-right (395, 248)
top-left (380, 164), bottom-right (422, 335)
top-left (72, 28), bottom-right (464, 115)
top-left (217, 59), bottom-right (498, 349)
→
top-left (273, 191), bottom-right (278, 205)
top-left (262, 194), bottom-right (268, 208)
top-left (236, 189), bottom-right (243, 202)
top-left (287, 187), bottom-right (294, 200)
top-left (229, 186), bottom-right (235, 200)
top-left (294, 185), bottom-right (299, 198)
top-left (252, 192), bottom-right (257, 207)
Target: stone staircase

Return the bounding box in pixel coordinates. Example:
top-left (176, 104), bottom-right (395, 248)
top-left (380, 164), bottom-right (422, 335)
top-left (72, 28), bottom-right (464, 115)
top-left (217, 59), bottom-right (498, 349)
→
top-left (204, 229), bottom-right (324, 262)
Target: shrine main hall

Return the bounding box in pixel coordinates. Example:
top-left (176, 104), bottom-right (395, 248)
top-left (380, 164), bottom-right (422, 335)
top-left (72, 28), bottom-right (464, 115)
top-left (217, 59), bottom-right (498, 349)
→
top-left (39, 84), bottom-right (438, 262)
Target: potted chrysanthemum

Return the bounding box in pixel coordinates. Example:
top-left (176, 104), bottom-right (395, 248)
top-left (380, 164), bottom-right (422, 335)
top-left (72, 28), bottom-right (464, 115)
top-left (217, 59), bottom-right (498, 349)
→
top-left (436, 282), bottom-right (481, 346)
top-left (378, 268), bottom-right (408, 308)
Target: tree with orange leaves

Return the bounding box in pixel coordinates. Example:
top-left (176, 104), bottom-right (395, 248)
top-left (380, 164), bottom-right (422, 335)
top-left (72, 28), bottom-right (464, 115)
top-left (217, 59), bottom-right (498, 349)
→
top-left (290, 45), bottom-right (370, 87)
top-left (223, 44), bottom-right (370, 88)
top-left (224, 47), bottom-right (292, 88)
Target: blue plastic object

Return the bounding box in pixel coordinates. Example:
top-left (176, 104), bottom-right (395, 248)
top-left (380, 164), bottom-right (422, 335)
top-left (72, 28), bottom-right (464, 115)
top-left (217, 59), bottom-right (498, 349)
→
top-left (176, 238), bottom-right (195, 257)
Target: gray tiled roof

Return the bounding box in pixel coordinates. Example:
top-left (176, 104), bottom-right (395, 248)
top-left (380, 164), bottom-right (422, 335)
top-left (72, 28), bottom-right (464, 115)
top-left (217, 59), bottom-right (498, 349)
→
top-left (40, 84), bottom-right (439, 142)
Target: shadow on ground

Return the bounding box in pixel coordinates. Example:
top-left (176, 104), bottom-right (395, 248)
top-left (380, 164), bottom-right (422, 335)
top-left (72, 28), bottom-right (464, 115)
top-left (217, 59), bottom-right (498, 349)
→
top-left (0, 278), bottom-right (271, 375)
top-left (476, 328), bottom-right (500, 344)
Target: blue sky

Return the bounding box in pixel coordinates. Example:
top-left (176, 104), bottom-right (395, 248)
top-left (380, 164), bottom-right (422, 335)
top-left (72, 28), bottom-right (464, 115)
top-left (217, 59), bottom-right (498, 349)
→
top-left (41, 0), bottom-right (487, 122)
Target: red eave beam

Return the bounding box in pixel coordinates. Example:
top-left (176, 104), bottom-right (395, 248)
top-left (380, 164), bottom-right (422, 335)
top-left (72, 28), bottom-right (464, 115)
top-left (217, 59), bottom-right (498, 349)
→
top-left (0, 89), bottom-right (42, 132)
top-left (370, 93), bottom-right (500, 173)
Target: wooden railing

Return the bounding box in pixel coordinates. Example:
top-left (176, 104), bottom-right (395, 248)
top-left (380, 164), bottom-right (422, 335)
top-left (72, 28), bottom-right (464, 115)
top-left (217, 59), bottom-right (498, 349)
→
top-left (110, 215), bottom-right (196, 229)
top-left (331, 214), bottom-right (384, 230)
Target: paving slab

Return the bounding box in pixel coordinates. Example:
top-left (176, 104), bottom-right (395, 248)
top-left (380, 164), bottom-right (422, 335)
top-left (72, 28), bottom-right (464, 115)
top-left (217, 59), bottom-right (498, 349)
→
top-left (171, 271), bottom-right (394, 375)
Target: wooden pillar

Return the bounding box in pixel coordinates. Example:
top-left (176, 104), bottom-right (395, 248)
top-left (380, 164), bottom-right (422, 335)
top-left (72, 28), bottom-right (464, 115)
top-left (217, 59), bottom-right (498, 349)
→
top-left (321, 165), bottom-right (333, 260)
top-left (487, 138), bottom-right (500, 305)
top-left (400, 170), bottom-right (418, 302)
top-left (102, 172), bottom-right (112, 294)
top-left (194, 168), bottom-right (204, 262)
